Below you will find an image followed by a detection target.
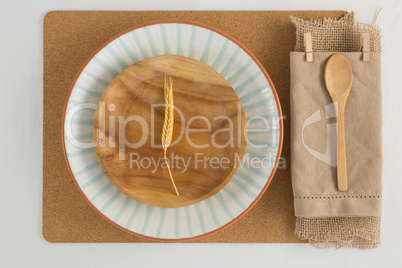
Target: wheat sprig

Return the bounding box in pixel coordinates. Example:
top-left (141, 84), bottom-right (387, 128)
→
top-left (162, 76), bottom-right (179, 196)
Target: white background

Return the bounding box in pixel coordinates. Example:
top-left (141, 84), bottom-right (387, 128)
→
top-left (1, 0), bottom-right (401, 267)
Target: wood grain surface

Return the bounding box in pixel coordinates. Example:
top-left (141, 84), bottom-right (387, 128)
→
top-left (94, 55), bottom-right (247, 208)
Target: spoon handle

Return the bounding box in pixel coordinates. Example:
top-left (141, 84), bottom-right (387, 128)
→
top-left (336, 100), bottom-right (348, 192)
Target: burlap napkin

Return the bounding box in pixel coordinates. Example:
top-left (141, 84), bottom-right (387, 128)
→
top-left (290, 13), bottom-right (382, 249)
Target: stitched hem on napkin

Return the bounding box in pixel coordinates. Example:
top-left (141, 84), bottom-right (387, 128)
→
top-left (295, 217), bottom-right (381, 249)
top-left (294, 195), bottom-right (382, 217)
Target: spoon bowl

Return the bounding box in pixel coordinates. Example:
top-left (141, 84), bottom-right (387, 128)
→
top-left (325, 54), bottom-right (353, 99)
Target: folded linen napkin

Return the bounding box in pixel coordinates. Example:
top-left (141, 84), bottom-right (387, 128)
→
top-left (290, 13), bottom-right (382, 249)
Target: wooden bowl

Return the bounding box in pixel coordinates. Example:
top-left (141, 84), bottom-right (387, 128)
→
top-left (94, 55), bottom-right (247, 208)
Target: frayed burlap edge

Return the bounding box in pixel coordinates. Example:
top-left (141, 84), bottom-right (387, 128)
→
top-left (295, 217), bottom-right (381, 250)
top-left (291, 12), bottom-right (382, 250)
top-left (291, 12), bottom-right (382, 53)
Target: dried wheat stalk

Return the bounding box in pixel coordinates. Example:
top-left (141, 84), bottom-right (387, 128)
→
top-left (162, 76), bottom-right (179, 196)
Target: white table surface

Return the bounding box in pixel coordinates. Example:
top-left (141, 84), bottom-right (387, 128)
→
top-left (1, 0), bottom-right (401, 267)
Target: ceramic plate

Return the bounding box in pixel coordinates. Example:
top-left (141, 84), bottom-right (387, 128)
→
top-left (62, 20), bottom-right (283, 241)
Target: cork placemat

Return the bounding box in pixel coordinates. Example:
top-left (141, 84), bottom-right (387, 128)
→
top-left (43, 10), bottom-right (346, 243)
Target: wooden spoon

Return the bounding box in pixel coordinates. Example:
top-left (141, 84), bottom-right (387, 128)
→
top-left (324, 54), bottom-right (353, 192)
